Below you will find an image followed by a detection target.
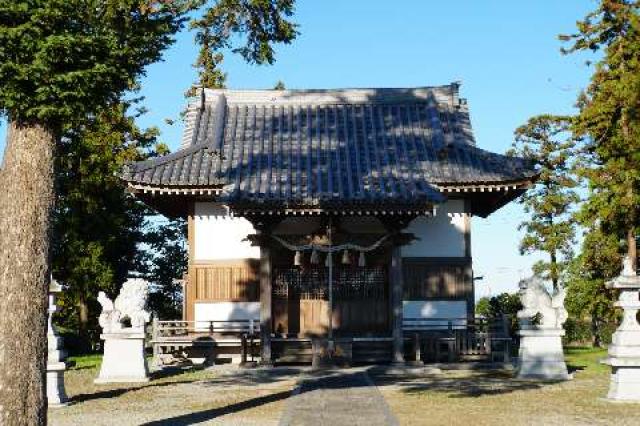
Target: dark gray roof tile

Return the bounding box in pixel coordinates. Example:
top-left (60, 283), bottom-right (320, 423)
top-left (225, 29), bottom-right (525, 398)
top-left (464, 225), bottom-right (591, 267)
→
top-left (122, 84), bottom-right (536, 207)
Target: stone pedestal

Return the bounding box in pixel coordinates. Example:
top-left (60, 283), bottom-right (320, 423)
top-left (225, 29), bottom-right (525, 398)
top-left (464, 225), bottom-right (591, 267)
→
top-left (47, 362), bottom-right (69, 406)
top-left (517, 328), bottom-right (570, 380)
top-left (602, 265), bottom-right (640, 402)
top-left (47, 280), bottom-right (69, 407)
top-left (95, 332), bottom-right (149, 383)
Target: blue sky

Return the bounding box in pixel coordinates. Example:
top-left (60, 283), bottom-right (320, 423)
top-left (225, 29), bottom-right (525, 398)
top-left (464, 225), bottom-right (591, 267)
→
top-left (0, 1), bottom-right (596, 298)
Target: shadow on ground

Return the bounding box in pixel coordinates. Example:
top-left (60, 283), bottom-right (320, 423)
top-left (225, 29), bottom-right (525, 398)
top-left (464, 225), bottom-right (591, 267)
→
top-left (139, 390), bottom-right (292, 426)
top-left (367, 367), bottom-right (558, 398)
top-left (71, 365), bottom-right (304, 404)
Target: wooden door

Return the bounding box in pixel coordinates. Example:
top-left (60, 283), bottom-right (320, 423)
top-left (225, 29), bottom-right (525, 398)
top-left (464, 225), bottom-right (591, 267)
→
top-left (272, 265), bottom-right (390, 337)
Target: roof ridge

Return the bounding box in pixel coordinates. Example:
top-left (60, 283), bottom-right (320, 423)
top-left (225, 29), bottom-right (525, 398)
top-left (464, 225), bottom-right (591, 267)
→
top-left (198, 83), bottom-right (462, 106)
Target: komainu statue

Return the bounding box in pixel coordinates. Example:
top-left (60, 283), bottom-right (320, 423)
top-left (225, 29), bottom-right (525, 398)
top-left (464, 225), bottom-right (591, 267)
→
top-left (516, 275), bottom-right (570, 380)
top-left (98, 278), bottom-right (151, 333)
top-left (517, 276), bottom-right (567, 330)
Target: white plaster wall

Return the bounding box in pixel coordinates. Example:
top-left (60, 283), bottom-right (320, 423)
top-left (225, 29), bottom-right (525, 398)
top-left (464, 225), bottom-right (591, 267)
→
top-left (402, 200), bottom-right (468, 258)
top-left (403, 300), bottom-right (468, 329)
top-left (194, 302), bottom-right (260, 330)
top-left (193, 202), bottom-right (259, 260)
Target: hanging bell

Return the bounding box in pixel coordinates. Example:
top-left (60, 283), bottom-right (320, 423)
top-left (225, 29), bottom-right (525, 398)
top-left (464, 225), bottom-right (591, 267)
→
top-left (310, 248), bottom-right (319, 265)
top-left (342, 249), bottom-right (350, 265)
top-left (358, 251), bottom-right (366, 267)
top-left (294, 250), bottom-right (302, 266)
top-left (325, 251), bottom-right (333, 267)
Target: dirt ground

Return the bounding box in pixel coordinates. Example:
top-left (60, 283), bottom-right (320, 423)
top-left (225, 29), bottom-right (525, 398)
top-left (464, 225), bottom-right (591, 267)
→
top-left (49, 348), bottom-right (640, 425)
top-left (370, 348), bottom-right (640, 426)
top-left (49, 358), bottom-right (301, 426)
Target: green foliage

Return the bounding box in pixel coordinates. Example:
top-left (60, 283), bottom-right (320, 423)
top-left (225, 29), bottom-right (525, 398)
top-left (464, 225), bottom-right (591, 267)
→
top-left (52, 101), bottom-right (161, 348)
top-left (0, 0), bottom-right (190, 126)
top-left (510, 115), bottom-right (579, 288)
top-left (273, 80), bottom-right (286, 90)
top-left (561, 0), bottom-right (640, 266)
top-left (563, 317), bottom-right (593, 344)
top-left (187, 0), bottom-right (298, 94)
top-left (565, 226), bottom-right (621, 346)
top-left (485, 293), bottom-right (522, 318)
top-left (476, 292), bottom-right (522, 336)
top-left (475, 297), bottom-right (491, 317)
top-left (144, 219), bottom-right (188, 320)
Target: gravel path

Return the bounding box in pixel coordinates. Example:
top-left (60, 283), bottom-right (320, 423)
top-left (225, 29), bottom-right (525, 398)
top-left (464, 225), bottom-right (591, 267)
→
top-left (49, 366), bottom-right (302, 426)
top-left (279, 368), bottom-right (398, 426)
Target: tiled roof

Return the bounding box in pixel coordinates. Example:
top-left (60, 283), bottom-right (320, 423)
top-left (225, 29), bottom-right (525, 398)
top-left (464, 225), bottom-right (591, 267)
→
top-left (122, 84), bottom-right (536, 209)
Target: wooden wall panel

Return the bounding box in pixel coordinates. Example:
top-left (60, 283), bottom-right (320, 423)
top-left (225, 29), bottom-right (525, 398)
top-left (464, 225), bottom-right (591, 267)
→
top-left (402, 258), bottom-right (472, 301)
top-left (187, 260), bottom-right (260, 304)
top-left (272, 298), bottom-right (389, 336)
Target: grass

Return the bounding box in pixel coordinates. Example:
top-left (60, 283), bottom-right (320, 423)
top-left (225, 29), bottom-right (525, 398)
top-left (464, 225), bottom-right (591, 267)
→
top-left (67, 353), bottom-right (102, 370)
top-left (371, 346), bottom-right (640, 426)
top-left (564, 346), bottom-right (611, 376)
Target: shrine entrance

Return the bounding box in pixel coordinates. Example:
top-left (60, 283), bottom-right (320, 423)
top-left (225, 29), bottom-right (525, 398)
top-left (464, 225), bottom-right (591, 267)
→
top-left (268, 219), bottom-right (393, 338)
top-left (272, 265), bottom-right (389, 337)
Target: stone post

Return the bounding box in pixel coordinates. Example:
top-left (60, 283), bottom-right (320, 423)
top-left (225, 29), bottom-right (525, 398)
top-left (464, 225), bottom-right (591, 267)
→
top-left (602, 256), bottom-right (640, 402)
top-left (47, 278), bottom-right (69, 407)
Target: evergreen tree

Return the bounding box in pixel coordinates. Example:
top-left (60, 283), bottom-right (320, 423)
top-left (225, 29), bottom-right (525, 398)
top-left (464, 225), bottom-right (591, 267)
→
top-left (565, 226), bottom-right (621, 346)
top-left (187, 0), bottom-right (298, 94)
top-left (510, 115), bottom-right (579, 289)
top-left (0, 2), bottom-right (188, 422)
top-left (145, 219), bottom-right (188, 320)
top-left (52, 101), bottom-right (164, 350)
top-left (561, 0), bottom-right (640, 270)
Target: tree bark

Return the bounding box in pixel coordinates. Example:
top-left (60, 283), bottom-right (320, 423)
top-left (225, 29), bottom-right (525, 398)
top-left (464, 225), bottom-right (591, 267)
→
top-left (78, 297), bottom-right (90, 350)
top-left (591, 315), bottom-right (601, 348)
top-left (628, 226), bottom-right (637, 273)
top-left (0, 120), bottom-right (56, 426)
top-left (550, 249), bottom-right (558, 291)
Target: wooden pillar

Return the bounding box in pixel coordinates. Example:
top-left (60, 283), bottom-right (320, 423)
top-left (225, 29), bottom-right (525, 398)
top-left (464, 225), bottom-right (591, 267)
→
top-left (390, 243), bottom-right (405, 364)
top-left (381, 215), bottom-right (415, 366)
top-left (245, 216), bottom-right (279, 366)
top-left (463, 200), bottom-right (475, 321)
top-left (259, 239), bottom-right (272, 365)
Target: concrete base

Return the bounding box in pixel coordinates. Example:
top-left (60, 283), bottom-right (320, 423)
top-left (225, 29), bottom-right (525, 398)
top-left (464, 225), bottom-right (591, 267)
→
top-left (95, 333), bottom-right (149, 384)
top-left (517, 328), bottom-right (570, 381)
top-left (601, 273), bottom-right (640, 402)
top-left (47, 363), bottom-right (69, 407)
top-left (603, 360), bottom-right (640, 402)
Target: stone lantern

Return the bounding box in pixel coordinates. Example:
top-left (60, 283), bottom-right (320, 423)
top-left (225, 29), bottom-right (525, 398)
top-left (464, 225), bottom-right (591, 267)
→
top-left (602, 256), bottom-right (640, 401)
top-left (47, 278), bottom-right (69, 407)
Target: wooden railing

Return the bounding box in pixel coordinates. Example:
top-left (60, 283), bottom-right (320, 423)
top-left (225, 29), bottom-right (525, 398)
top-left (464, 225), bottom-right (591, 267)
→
top-left (153, 319), bottom-right (260, 339)
top-left (402, 316), bottom-right (512, 362)
top-left (151, 319), bottom-right (261, 366)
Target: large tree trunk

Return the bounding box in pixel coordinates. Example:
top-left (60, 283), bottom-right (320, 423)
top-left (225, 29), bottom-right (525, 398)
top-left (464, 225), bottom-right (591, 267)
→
top-left (0, 120), bottom-right (56, 426)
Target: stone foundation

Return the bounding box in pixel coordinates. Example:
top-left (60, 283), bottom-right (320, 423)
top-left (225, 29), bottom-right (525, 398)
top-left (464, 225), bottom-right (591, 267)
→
top-left (95, 332), bottom-right (149, 383)
top-left (517, 328), bottom-right (570, 381)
